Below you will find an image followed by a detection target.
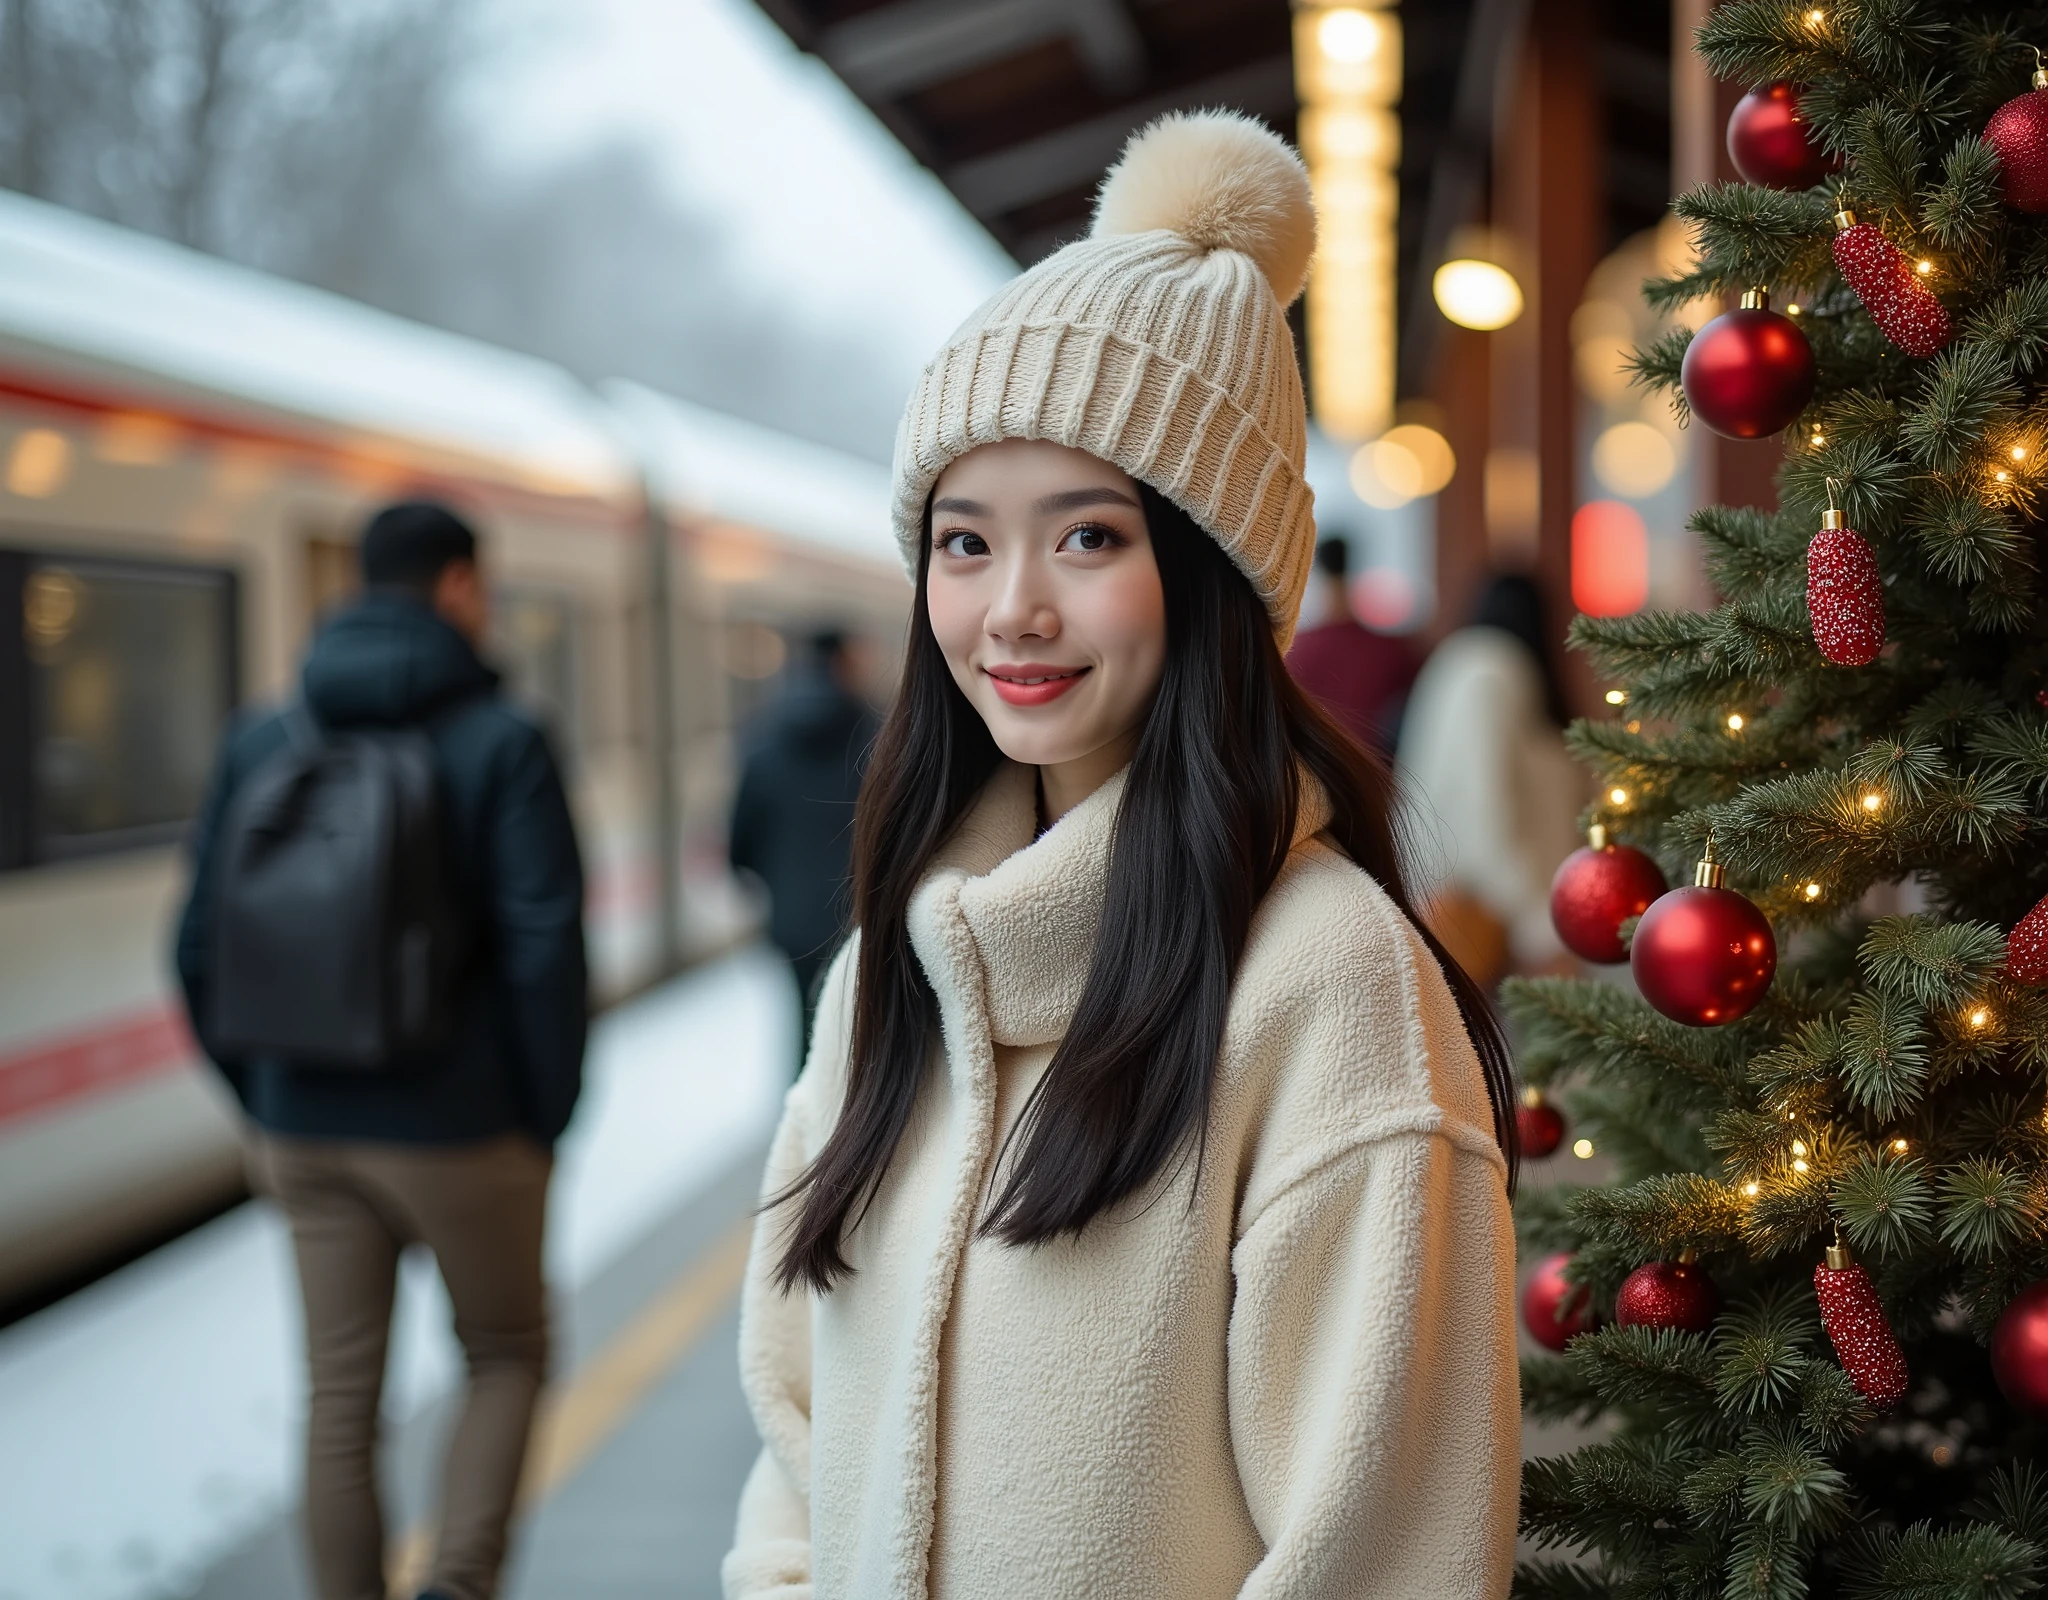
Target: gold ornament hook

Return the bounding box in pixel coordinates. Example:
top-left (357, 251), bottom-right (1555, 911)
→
top-left (2032, 43), bottom-right (2048, 90)
top-left (1822, 476), bottom-right (1845, 531)
top-left (1695, 832), bottom-right (1726, 889)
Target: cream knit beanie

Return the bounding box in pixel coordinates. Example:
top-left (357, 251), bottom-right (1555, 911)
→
top-left (891, 110), bottom-right (1320, 645)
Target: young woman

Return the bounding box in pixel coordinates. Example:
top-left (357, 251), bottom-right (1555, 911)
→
top-left (723, 112), bottom-right (1521, 1600)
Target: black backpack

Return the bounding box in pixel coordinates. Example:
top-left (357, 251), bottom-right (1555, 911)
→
top-left (209, 707), bottom-right (471, 1067)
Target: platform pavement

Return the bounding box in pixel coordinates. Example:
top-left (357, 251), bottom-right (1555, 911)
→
top-left (0, 946), bottom-right (797, 1600)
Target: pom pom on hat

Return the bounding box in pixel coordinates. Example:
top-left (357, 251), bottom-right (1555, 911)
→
top-left (1092, 110), bottom-right (1316, 306)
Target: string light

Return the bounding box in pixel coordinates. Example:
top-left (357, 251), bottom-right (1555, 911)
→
top-left (1997, 469), bottom-right (2012, 483)
top-left (1915, 259), bottom-right (1934, 275)
top-left (1969, 1006), bottom-right (1992, 1029)
top-left (1861, 791), bottom-right (1884, 813)
top-left (1786, 303), bottom-right (1803, 316)
top-left (1609, 787), bottom-right (1629, 806)
top-left (1605, 688), bottom-right (1627, 705)
top-left (1806, 6), bottom-right (1825, 20)
top-left (2013, 446), bottom-right (2029, 461)
top-left (1810, 431), bottom-right (1826, 449)
top-left (1804, 881), bottom-right (1823, 900)
top-left (1726, 712), bottom-right (1745, 731)
top-left (1791, 1139), bottom-right (1808, 1157)
top-left (1891, 1137), bottom-right (1909, 1153)
top-left (1742, 1181), bottom-right (1761, 1197)
top-left (1573, 1138), bottom-right (1595, 1159)
top-left (1792, 1157), bottom-right (1811, 1173)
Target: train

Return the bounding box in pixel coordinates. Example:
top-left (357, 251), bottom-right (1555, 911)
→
top-left (0, 189), bottom-right (911, 1308)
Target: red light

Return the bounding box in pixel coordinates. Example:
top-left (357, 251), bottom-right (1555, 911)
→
top-left (1350, 567), bottom-right (1415, 630)
top-left (1571, 500), bottom-right (1648, 616)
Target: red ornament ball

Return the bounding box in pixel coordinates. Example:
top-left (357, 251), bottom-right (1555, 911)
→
top-left (1522, 1252), bottom-right (1597, 1352)
top-left (1807, 523), bottom-right (1885, 666)
top-left (1727, 82), bottom-right (1838, 190)
top-left (1517, 1095), bottom-right (1566, 1159)
top-left (1987, 83), bottom-right (2048, 213)
top-left (1681, 303), bottom-right (1815, 439)
top-left (1631, 884), bottom-right (1776, 1026)
top-left (1551, 839), bottom-right (1668, 963)
top-left (1832, 221), bottom-right (1953, 357)
top-left (1815, 1252), bottom-right (1910, 1408)
top-left (1991, 1280), bottom-right (2048, 1413)
top-left (1614, 1258), bottom-right (1721, 1333)
top-left (2008, 892), bottom-right (2048, 984)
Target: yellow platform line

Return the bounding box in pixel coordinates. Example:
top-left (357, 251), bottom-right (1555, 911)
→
top-left (387, 1216), bottom-right (754, 1597)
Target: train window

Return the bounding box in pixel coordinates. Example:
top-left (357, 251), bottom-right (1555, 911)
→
top-left (0, 551), bottom-right (238, 868)
top-left (492, 588), bottom-right (578, 756)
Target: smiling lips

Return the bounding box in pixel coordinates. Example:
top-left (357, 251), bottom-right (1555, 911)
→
top-left (984, 663), bottom-right (1090, 706)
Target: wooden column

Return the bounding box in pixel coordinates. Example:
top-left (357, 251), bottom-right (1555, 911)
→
top-left (1488, 0), bottom-right (1604, 712)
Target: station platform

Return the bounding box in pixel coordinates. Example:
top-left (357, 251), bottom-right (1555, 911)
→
top-left (0, 947), bottom-right (798, 1600)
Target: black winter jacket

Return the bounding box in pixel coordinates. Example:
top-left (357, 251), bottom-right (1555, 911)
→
top-left (175, 596), bottom-right (588, 1145)
top-left (728, 673), bottom-right (877, 968)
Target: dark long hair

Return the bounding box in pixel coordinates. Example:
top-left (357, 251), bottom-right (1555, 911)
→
top-left (773, 485), bottom-right (1518, 1292)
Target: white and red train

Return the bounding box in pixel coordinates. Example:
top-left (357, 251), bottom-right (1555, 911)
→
top-left (0, 190), bottom-right (909, 1306)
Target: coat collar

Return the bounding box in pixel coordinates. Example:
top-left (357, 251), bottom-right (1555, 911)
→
top-left (907, 760), bottom-right (1332, 1051)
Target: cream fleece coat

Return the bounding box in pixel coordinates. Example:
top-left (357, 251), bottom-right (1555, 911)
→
top-left (722, 764), bottom-right (1519, 1600)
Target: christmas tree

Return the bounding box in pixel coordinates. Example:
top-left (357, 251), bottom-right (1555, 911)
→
top-left (1506, 4), bottom-right (2048, 1595)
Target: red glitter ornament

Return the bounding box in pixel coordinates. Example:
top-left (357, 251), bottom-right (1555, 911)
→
top-left (1727, 82), bottom-right (1839, 190)
top-left (1550, 823), bottom-right (1669, 964)
top-left (1614, 1252), bottom-right (1721, 1333)
top-left (1522, 1251), bottom-right (1597, 1351)
top-left (1831, 206), bottom-right (1953, 357)
top-left (1814, 1238), bottom-right (1909, 1408)
top-left (1630, 842), bottom-right (1777, 1026)
top-left (1680, 289), bottom-right (1816, 439)
top-left (1517, 1088), bottom-right (1566, 1159)
top-left (1991, 1280), bottom-right (2048, 1413)
top-left (1806, 493), bottom-right (1885, 665)
top-left (2007, 892), bottom-right (2048, 983)
top-left (1986, 57), bottom-right (2048, 213)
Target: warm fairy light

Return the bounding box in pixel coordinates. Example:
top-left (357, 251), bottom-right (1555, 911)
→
top-left (1572, 1138), bottom-right (1595, 1159)
top-left (1742, 1181), bottom-right (1761, 1197)
top-left (1892, 1137), bottom-right (1910, 1153)
top-left (1809, 431), bottom-right (1826, 449)
top-left (1997, 469), bottom-right (2012, 483)
top-left (2013, 446), bottom-right (2029, 461)
top-left (1433, 259), bottom-right (1524, 332)
top-left (1804, 881), bottom-right (1823, 900)
top-left (1786, 303), bottom-right (1803, 316)
top-left (1916, 259), bottom-right (1934, 275)
top-left (1605, 688), bottom-right (1627, 705)
top-left (1792, 1158), bottom-right (1811, 1173)
top-left (1726, 713), bottom-right (1745, 731)
top-left (1932, 1442), bottom-right (1956, 1467)
top-left (1970, 1006), bottom-right (1992, 1029)
top-left (1609, 787), bottom-right (1629, 805)
top-left (1791, 1139), bottom-right (1808, 1157)
top-left (1626, 719), bottom-right (1641, 733)
top-left (1861, 791), bottom-right (1884, 812)
top-left (1806, 7), bottom-right (1825, 20)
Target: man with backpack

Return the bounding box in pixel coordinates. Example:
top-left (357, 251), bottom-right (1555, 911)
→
top-left (175, 501), bottom-right (586, 1600)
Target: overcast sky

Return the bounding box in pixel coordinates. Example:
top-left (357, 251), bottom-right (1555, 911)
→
top-left (476, 0), bottom-right (1013, 369)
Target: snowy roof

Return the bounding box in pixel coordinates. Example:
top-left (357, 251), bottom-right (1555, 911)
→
top-left (601, 379), bottom-right (897, 567)
top-left (0, 189), bottom-right (635, 500)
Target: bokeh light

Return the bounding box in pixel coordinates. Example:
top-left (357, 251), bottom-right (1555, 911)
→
top-left (1591, 421), bottom-right (1676, 498)
top-left (1433, 259), bottom-right (1523, 330)
top-left (1351, 567), bottom-right (1416, 631)
top-left (1571, 500), bottom-right (1649, 617)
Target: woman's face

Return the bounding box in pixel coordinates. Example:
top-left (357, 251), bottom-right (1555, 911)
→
top-left (926, 440), bottom-right (1166, 792)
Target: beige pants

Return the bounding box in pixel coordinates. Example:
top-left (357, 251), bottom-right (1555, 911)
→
top-left (248, 1130), bottom-right (552, 1600)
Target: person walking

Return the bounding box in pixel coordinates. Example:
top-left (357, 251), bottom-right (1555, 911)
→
top-left (1396, 572), bottom-right (1584, 986)
top-left (722, 112), bottom-right (1520, 1600)
top-left (175, 501), bottom-right (587, 1600)
top-left (727, 628), bottom-right (878, 1043)
top-left (1283, 536), bottom-right (1418, 755)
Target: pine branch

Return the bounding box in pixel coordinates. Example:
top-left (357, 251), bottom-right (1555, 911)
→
top-left (1831, 1145), bottom-right (1937, 1258)
top-left (1922, 137), bottom-right (2004, 252)
top-left (1962, 278), bottom-right (2048, 376)
top-left (1937, 1155), bottom-right (2038, 1259)
top-left (1859, 914), bottom-right (2006, 1007)
top-left (1898, 344), bottom-right (2021, 474)
top-left (1712, 1290), bottom-right (1819, 1416)
top-left (1839, 1521), bottom-right (2041, 1599)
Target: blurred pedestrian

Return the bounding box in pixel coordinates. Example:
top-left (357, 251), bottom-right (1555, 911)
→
top-left (728, 627), bottom-right (878, 1048)
top-left (175, 501), bottom-right (586, 1600)
top-left (1283, 536), bottom-right (1418, 755)
top-left (1396, 571), bottom-right (1583, 986)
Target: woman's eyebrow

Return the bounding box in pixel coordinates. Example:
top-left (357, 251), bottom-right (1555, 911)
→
top-left (931, 495), bottom-right (992, 516)
top-left (1031, 486), bottom-right (1140, 515)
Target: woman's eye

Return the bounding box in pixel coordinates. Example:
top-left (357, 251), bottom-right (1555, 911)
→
top-left (939, 530), bottom-right (989, 557)
top-left (1059, 524), bottom-right (1118, 553)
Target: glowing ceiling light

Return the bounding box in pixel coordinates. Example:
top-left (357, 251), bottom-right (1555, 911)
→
top-left (1317, 7), bottom-right (1381, 63)
top-left (1433, 259), bottom-right (1524, 331)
